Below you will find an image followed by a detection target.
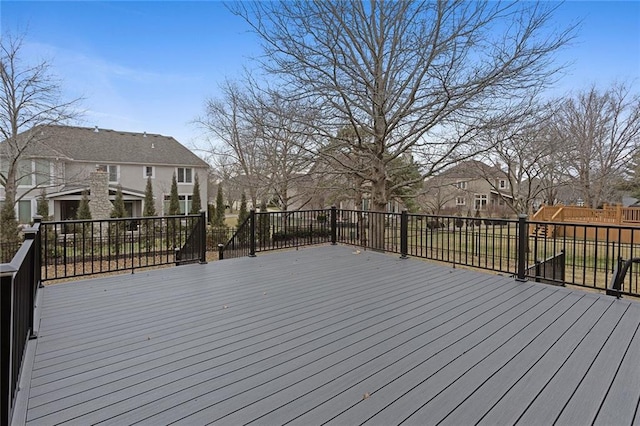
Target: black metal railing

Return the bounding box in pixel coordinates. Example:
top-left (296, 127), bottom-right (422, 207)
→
top-left (218, 214), bottom-right (252, 260)
top-left (218, 209), bottom-right (333, 260)
top-left (218, 208), bottom-right (640, 298)
top-left (41, 213), bottom-right (205, 281)
top-left (206, 226), bottom-right (237, 252)
top-left (257, 209), bottom-right (332, 252)
top-left (1, 218), bottom-right (41, 425)
top-left (0, 242), bottom-right (22, 264)
top-left (607, 257), bottom-right (640, 298)
top-left (175, 211), bottom-right (207, 265)
top-left (526, 251), bottom-right (566, 285)
top-left (527, 219), bottom-right (640, 296)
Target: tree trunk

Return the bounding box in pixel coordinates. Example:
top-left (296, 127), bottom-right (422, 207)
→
top-left (368, 177), bottom-right (388, 251)
top-left (353, 177), bottom-right (367, 246)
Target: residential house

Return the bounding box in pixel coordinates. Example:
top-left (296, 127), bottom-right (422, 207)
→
top-left (0, 125), bottom-right (209, 223)
top-left (421, 160), bottom-right (513, 216)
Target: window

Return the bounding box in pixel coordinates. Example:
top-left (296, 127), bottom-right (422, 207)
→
top-left (10, 159), bottom-right (51, 187)
top-left (456, 197), bottom-right (466, 206)
top-left (97, 165), bottom-right (118, 182)
top-left (35, 160), bottom-right (50, 185)
top-left (474, 194), bottom-right (488, 211)
top-left (18, 200), bottom-right (31, 224)
top-left (498, 179), bottom-right (508, 189)
top-left (177, 167), bottom-right (192, 183)
top-left (163, 194), bottom-right (193, 215)
top-left (361, 199), bottom-right (370, 211)
top-left (143, 166), bottom-right (155, 178)
top-left (455, 181), bottom-right (467, 190)
top-left (17, 160), bottom-right (33, 186)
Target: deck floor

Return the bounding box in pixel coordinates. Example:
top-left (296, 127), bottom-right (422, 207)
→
top-left (19, 245), bottom-right (640, 425)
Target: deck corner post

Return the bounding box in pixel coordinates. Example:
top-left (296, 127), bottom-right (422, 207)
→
top-left (400, 210), bottom-right (408, 259)
top-left (516, 213), bottom-right (528, 282)
top-left (330, 206), bottom-right (337, 245)
top-left (249, 210), bottom-right (257, 257)
top-left (218, 243), bottom-right (224, 260)
top-left (199, 210), bottom-right (208, 264)
top-left (606, 256), bottom-right (624, 298)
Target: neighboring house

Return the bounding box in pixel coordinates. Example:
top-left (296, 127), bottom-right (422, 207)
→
top-left (0, 125), bottom-right (209, 223)
top-left (422, 160), bottom-right (512, 216)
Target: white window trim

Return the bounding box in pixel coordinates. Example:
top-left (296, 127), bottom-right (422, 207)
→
top-left (163, 193), bottom-right (193, 215)
top-left (110, 165), bottom-right (119, 183)
top-left (98, 164), bottom-right (119, 183)
top-left (456, 197), bottom-right (466, 206)
top-left (143, 165), bottom-right (155, 179)
top-left (35, 160), bottom-right (52, 186)
top-left (474, 193), bottom-right (488, 211)
top-left (16, 160), bottom-right (35, 188)
top-left (176, 167), bottom-right (193, 184)
top-left (17, 198), bottom-right (34, 224)
top-left (455, 180), bottom-right (467, 190)
top-left (15, 160), bottom-right (52, 188)
top-left (498, 179), bottom-right (508, 189)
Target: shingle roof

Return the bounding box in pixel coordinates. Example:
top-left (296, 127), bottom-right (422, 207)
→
top-left (4, 125), bottom-right (209, 168)
top-left (438, 160), bottom-right (506, 179)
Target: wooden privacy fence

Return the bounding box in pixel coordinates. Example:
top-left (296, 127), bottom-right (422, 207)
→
top-left (531, 204), bottom-right (640, 243)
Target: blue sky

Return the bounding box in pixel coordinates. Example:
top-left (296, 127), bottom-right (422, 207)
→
top-left (1, 1), bottom-right (639, 157)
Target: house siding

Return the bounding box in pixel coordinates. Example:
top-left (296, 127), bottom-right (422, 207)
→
top-left (1, 126), bottom-right (209, 223)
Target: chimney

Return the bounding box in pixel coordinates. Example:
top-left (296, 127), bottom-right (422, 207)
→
top-left (88, 170), bottom-right (113, 220)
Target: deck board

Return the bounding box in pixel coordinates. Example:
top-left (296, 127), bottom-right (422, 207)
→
top-left (17, 245), bottom-right (640, 425)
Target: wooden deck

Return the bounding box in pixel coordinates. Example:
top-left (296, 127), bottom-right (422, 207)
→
top-left (16, 245), bottom-right (640, 425)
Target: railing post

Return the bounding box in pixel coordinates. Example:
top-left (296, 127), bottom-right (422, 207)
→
top-left (130, 222), bottom-right (135, 274)
top-left (23, 228), bottom-right (39, 340)
top-left (218, 243), bottom-right (224, 260)
top-left (199, 210), bottom-right (207, 264)
top-left (400, 210), bottom-right (408, 259)
top-left (32, 216), bottom-right (43, 289)
top-left (516, 213), bottom-right (528, 282)
top-left (249, 210), bottom-right (257, 257)
top-left (331, 206), bottom-right (337, 245)
top-left (607, 257), bottom-right (625, 298)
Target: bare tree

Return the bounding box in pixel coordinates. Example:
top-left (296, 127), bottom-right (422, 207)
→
top-left (244, 87), bottom-right (317, 211)
top-left (199, 79), bottom-right (321, 211)
top-left (552, 83), bottom-right (640, 208)
top-left (0, 32), bottom-right (82, 242)
top-left (476, 106), bottom-right (570, 214)
top-left (231, 0), bottom-right (575, 249)
top-left (196, 79), bottom-right (267, 207)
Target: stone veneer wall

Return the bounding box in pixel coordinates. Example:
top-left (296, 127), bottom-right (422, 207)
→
top-left (88, 171), bottom-right (113, 220)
